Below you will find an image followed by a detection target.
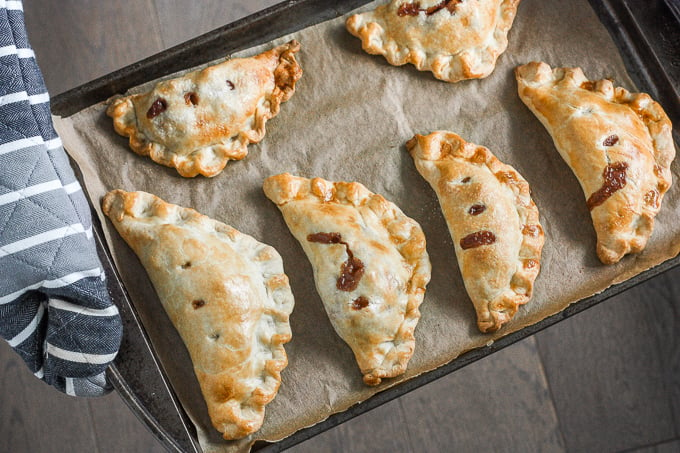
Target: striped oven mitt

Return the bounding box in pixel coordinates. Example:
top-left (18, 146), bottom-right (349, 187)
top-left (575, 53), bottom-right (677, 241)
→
top-left (0, 0), bottom-right (123, 396)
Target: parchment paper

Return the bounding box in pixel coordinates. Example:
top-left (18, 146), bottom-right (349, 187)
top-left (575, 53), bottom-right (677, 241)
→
top-left (53, 0), bottom-right (680, 451)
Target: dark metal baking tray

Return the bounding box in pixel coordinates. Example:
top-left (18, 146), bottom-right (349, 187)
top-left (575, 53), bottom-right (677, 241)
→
top-left (51, 1), bottom-right (680, 452)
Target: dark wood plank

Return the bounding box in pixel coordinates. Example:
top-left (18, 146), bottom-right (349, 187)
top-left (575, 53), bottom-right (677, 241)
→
top-left (88, 391), bottom-right (167, 453)
top-left (399, 337), bottom-right (565, 452)
top-left (0, 342), bottom-right (98, 453)
top-left (651, 269), bottom-right (680, 439)
top-left (23, 0), bottom-right (163, 95)
top-left (535, 267), bottom-right (680, 452)
top-left (291, 337), bottom-right (565, 452)
top-left (630, 438), bottom-right (680, 453)
top-left (288, 398), bottom-right (413, 453)
top-left (153, 0), bottom-right (280, 49)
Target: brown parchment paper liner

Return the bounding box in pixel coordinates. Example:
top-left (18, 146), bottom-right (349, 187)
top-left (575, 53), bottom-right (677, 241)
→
top-left (53, 0), bottom-right (679, 451)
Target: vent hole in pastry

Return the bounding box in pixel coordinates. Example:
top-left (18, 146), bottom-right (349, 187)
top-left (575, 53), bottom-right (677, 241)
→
top-left (226, 80), bottom-right (235, 90)
top-left (468, 204), bottom-right (486, 216)
top-left (209, 332), bottom-right (221, 341)
top-left (351, 296), bottom-right (369, 310)
top-left (460, 230), bottom-right (496, 250)
top-left (603, 134), bottom-right (619, 146)
top-left (146, 98), bottom-right (168, 119)
top-left (192, 299), bottom-right (206, 309)
top-left (461, 177), bottom-right (472, 183)
top-left (184, 92), bottom-right (199, 106)
top-left (181, 261), bottom-right (192, 269)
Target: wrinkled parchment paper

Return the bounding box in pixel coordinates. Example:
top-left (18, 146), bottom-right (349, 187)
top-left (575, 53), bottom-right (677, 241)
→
top-left (54, 0), bottom-right (680, 451)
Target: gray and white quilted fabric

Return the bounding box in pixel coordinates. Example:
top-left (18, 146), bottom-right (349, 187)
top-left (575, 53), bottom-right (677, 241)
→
top-left (0, 0), bottom-right (123, 396)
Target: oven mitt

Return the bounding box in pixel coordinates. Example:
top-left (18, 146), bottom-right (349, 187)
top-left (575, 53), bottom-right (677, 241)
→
top-left (0, 1), bottom-right (123, 396)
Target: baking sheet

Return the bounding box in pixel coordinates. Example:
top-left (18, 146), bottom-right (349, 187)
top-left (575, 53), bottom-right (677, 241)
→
top-left (53, 0), bottom-right (680, 451)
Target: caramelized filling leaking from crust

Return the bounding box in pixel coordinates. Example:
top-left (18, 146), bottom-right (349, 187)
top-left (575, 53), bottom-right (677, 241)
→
top-left (586, 162), bottom-right (629, 210)
top-left (307, 232), bottom-right (366, 291)
top-left (397, 0), bottom-right (462, 17)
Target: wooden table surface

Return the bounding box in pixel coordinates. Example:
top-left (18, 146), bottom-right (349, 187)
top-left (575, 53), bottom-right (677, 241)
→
top-left (1, 1), bottom-right (678, 452)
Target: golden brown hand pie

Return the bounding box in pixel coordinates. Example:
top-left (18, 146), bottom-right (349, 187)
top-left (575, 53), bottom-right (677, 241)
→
top-left (106, 40), bottom-right (302, 177)
top-left (101, 190), bottom-right (294, 439)
top-left (263, 173), bottom-right (431, 385)
top-left (346, 0), bottom-right (521, 82)
top-left (407, 131), bottom-right (544, 333)
top-left (516, 61), bottom-right (675, 264)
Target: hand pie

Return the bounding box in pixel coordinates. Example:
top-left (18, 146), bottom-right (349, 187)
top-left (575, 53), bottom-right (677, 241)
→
top-left (106, 40), bottom-right (302, 178)
top-left (346, 0), bottom-right (521, 82)
top-left (516, 62), bottom-right (675, 264)
top-left (101, 190), bottom-right (294, 439)
top-left (407, 131), bottom-right (544, 333)
top-left (263, 174), bottom-right (431, 385)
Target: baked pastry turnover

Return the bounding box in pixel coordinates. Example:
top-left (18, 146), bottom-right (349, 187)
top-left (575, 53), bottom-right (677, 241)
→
top-left (102, 190), bottom-right (294, 439)
top-left (106, 40), bottom-right (302, 177)
top-left (263, 174), bottom-right (431, 385)
top-left (407, 131), bottom-right (544, 332)
top-left (516, 62), bottom-right (675, 264)
top-left (346, 0), bottom-right (521, 82)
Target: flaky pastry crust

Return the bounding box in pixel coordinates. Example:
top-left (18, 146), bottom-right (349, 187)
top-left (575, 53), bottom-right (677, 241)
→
top-left (516, 61), bottom-right (675, 264)
top-left (106, 40), bottom-right (302, 177)
top-left (407, 131), bottom-right (544, 332)
top-left (263, 173), bottom-right (431, 385)
top-left (346, 0), bottom-right (520, 82)
top-left (102, 190), bottom-right (294, 439)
